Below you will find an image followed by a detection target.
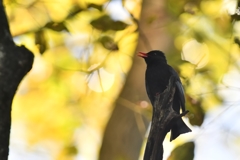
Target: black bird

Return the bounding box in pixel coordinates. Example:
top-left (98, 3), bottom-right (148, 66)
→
top-left (138, 50), bottom-right (191, 141)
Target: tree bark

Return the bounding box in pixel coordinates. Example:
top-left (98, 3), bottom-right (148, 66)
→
top-left (143, 76), bottom-right (189, 160)
top-left (99, 0), bottom-right (173, 159)
top-left (0, 1), bottom-right (34, 159)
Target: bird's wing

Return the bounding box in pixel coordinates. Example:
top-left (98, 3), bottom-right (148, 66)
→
top-left (145, 80), bottom-right (155, 106)
top-left (175, 81), bottom-right (185, 112)
top-left (169, 67), bottom-right (186, 112)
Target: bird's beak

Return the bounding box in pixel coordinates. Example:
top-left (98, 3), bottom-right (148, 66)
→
top-left (138, 52), bottom-right (148, 58)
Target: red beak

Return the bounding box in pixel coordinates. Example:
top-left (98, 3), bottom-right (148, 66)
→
top-left (138, 52), bottom-right (148, 58)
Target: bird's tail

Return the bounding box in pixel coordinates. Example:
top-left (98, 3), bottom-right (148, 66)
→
top-left (170, 118), bottom-right (191, 141)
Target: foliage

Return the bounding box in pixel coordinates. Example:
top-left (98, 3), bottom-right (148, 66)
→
top-left (5, 0), bottom-right (240, 159)
top-left (166, 0), bottom-right (240, 125)
top-left (165, 1), bottom-right (240, 159)
top-left (7, 0), bottom-right (140, 159)
top-left (167, 142), bottom-right (194, 160)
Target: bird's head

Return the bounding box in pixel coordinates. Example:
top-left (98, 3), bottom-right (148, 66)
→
top-left (138, 50), bottom-right (167, 65)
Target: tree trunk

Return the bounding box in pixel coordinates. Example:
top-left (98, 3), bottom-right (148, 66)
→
top-left (0, 2), bottom-right (34, 159)
top-left (99, 0), bottom-right (173, 159)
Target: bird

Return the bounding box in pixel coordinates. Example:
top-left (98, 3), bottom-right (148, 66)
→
top-left (138, 50), bottom-right (191, 141)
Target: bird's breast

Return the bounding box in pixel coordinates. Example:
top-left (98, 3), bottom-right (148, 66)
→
top-left (145, 66), bottom-right (170, 91)
top-left (145, 65), bottom-right (172, 105)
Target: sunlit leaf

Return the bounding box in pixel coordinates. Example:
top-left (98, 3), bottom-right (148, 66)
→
top-left (44, 0), bottom-right (73, 21)
top-left (182, 39), bottom-right (209, 69)
top-left (167, 142), bottom-right (195, 160)
top-left (200, 0), bottom-right (222, 17)
top-left (86, 67), bottom-right (115, 92)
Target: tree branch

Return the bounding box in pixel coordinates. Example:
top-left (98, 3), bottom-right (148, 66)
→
top-left (143, 76), bottom-right (189, 160)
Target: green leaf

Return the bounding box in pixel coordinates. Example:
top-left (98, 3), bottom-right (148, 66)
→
top-left (186, 95), bottom-right (205, 126)
top-left (99, 36), bottom-right (119, 51)
top-left (90, 15), bottom-right (128, 31)
top-left (87, 3), bottom-right (103, 11)
top-left (234, 37), bottom-right (240, 47)
top-left (45, 22), bottom-right (69, 32)
top-left (167, 142), bottom-right (195, 160)
top-left (67, 5), bottom-right (83, 19)
top-left (35, 30), bottom-right (47, 54)
top-left (65, 144), bottom-right (78, 155)
top-left (111, 21), bottom-right (128, 31)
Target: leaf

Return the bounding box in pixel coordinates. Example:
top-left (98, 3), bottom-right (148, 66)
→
top-left (65, 144), bottom-right (78, 155)
top-left (231, 1), bottom-right (240, 22)
top-left (67, 4), bottom-right (102, 19)
top-left (186, 95), bottom-right (205, 126)
top-left (67, 5), bottom-right (83, 19)
top-left (99, 36), bottom-right (119, 51)
top-left (234, 37), bottom-right (240, 47)
top-left (90, 15), bottom-right (128, 31)
top-left (231, 14), bottom-right (240, 21)
top-left (111, 21), bottom-right (128, 31)
top-left (35, 30), bottom-right (47, 54)
top-left (87, 3), bottom-right (103, 11)
top-left (45, 22), bottom-right (69, 32)
top-left (167, 142), bottom-right (195, 160)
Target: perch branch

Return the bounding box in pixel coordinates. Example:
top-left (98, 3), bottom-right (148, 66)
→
top-left (143, 76), bottom-right (189, 160)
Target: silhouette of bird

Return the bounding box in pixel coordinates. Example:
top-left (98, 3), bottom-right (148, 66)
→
top-left (138, 50), bottom-right (191, 141)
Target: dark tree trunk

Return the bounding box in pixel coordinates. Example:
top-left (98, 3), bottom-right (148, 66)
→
top-left (0, 1), bottom-right (34, 159)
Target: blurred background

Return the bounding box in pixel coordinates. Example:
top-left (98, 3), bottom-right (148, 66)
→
top-left (4, 0), bottom-right (240, 159)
